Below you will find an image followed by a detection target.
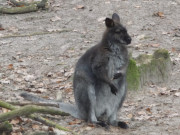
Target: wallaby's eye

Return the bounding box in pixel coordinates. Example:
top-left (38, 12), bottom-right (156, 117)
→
top-left (115, 29), bottom-right (127, 34)
top-left (115, 29), bottom-right (121, 33)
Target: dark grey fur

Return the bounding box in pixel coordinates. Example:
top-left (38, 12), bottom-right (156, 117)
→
top-left (73, 13), bottom-right (131, 128)
top-left (20, 13), bottom-right (131, 129)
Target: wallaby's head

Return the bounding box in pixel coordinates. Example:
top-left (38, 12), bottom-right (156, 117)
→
top-left (104, 13), bottom-right (131, 45)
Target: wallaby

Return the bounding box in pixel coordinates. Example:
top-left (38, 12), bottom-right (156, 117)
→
top-left (21, 13), bottom-right (131, 129)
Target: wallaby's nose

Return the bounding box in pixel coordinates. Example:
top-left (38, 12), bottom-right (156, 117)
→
top-left (127, 37), bottom-right (132, 44)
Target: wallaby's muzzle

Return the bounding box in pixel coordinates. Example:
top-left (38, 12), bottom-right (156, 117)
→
top-left (126, 37), bottom-right (132, 45)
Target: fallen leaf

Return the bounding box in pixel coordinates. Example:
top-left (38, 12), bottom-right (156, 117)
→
top-left (48, 127), bottom-right (54, 131)
top-left (11, 132), bottom-right (23, 135)
top-left (134, 5), bottom-right (141, 8)
top-left (2, 108), bottom-right (10, 113)
top-left (171, 47), bottom-right (176, 52)
top-left (35, 88), bottom-right (47, 93)
top-left (174, 92), bottom-right (180, 97)
top-left (0, 79), bottom-right (10, 84)
top-left (24, 75), bottom-right (35, 82)
top-left (97, 17), bottom-right (106, 22)
top-left (0, 25), bottom-right (5, 30)
top-left (127, 113), bottom-right (133, 119)
top-left (168, 112), bottom-right (179, 118)
top-left (153, 12), bottom-right (164, 18)
top-left (85, 126), bottom-right (93, 130)
top-left (76, 5), bottom-right (85, 9)
top-left (10, 117), bottom-right (22, 125)
top-left (146, 108), bottom-right (152, 114)
top-left (105, 1), bottom-right (111, 4)
top-left (159, 91), bottom-right (169, 96)
top-left (88, 123), bottom-right (95, 127)
top-left (17, 5), bottom-right (25, 7)
top-left (8, 64), bottom-right (14, 70)
top-left (32, 124), bottom-right (40, 130)
top-left (69, 119), bottom-right (82, 125)
top-left (8, 26), bottom-right (19, 33)
top-left (137, 34), bottom-right (146, 40)
top-left (150, 44), bottom-right (160, 48)
top-left (137, 111), bottom-right (146, 115)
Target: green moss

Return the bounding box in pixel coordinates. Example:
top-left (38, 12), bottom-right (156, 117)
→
top-left (136, 54), bottom-right (152, 65)
top-left (153, 49), bottom-right (169, 59)
top-left (127, 58), bottom-right (140, 90)
top-left (0, 121), bottom-right (12, 133)
top-left (126, 49), bottom-right (171, 90)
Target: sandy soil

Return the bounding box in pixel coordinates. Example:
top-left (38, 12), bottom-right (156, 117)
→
top-left (0, 0), bottom-right (180, 134)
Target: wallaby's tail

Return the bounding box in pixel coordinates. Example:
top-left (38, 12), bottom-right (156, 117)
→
top-left (58, 102), bottom-right (79, 118)
top-left (20, 92), bottom-right (79, 119)
top-left (20, 92), bottom-right (56, 103)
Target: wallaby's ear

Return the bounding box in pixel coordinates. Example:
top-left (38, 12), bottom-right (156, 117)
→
top-left (105, 18), bottom-right (114, 28)
top-left (112, 13), bottom-right (120, 23)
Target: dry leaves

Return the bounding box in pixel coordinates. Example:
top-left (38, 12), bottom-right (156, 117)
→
top-left (150, 44), bottom-right (160, 48)
top-left (10, 117), bottom-right (23, 125)
top-left (32, 124), bottom-right (40, 130)
top-left (174, 92), bottom-right (180, 97)
top-left (76, 5), bottom-right (85, 9)
top-left (0, 24), bottom-right (5, 31)
top-left (153, 12), bottom-right (164, 18)
top-left (8, 64), bottom-right (14, 70)
top-left (69, 119), bottom-right (82, 125)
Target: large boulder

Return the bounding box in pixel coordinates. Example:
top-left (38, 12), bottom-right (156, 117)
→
top-left (127, 49), bottom-right (172, 90)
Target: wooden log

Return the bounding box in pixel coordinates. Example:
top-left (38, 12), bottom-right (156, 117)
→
top-left (0, 100), bottom-right (76, 134)
top-left (0, 104), bottom-right (69, 123)
top-left (0, 4), bottom-right (38, 14)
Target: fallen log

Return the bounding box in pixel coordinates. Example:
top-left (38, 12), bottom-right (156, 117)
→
top-left (0, 0), bottom-right (48, 14)
top-left (0, 100), bottom-right (77, 134)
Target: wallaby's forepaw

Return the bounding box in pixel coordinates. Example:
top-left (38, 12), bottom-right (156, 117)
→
top-left (113, 73), bottom-right (122, 79)
top-left (110, 84), bottom-right (118, 95)
top-left (118, 121), bottom-right (129, 129)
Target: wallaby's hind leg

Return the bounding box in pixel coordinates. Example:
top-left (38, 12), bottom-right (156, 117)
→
top-left (87, 84), bottom-right (108, 127)
top-left (108, 111), bottom-right (129, 129)
top-left (74, 79), bottom-right (107, 127)
top-left (87, 84), bottom-right (98, 123)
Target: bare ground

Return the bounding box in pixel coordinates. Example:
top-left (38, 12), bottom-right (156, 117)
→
top-left (0, 0), bottom-right (180, 134)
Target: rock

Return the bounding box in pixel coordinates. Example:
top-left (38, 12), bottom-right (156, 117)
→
top-left (24, 75), bottom-right (35, 82)
top-left (127, 49), bottom-right (172, 90)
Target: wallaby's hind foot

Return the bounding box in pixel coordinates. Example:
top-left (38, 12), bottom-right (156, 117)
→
top-left (96, 121), bottom-right (108, 128)
top-left (118, 121), bottom-right (129, 129)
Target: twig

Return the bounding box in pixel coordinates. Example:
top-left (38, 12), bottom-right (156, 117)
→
top-left (30, 114), bottom-right (77, 135)
top-left (0, 29), bottom-right (71, 39)
top-left (7, 101), bottom-right (59, 107)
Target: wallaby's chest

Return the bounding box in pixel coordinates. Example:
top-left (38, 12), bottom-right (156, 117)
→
top-left (107, 47), bottom-right (128, 78)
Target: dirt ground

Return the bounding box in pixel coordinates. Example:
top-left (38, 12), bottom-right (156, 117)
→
top-left (0, 0), bottom-right (180, 135)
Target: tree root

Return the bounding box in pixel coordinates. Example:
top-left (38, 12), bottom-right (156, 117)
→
top-left (0, 0), bottom-right (48, 14)
top-left (0, 100), bottom-right (77, 135)
top-left (0, 29), bottom-right (71, 39)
